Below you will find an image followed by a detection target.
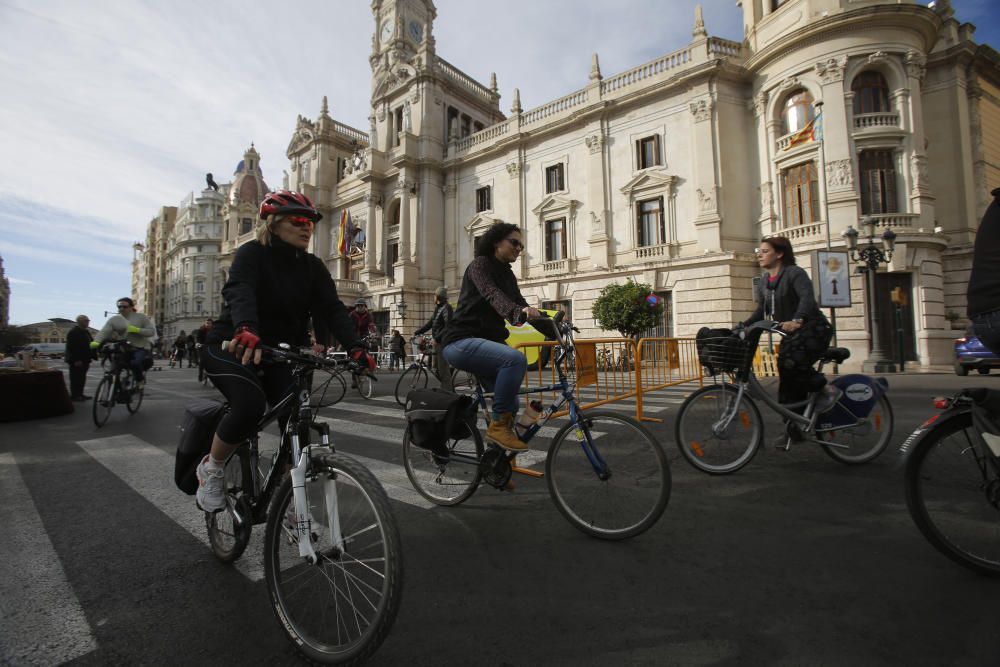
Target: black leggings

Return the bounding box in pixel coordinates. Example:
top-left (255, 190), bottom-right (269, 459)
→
top-left (777, 316), bottom-right (834, 405)
top-left (200, 344), bottom-right (295, 444)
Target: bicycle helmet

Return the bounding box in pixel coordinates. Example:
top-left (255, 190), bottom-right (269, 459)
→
top-left (259, 190), bottom-right (323, 222)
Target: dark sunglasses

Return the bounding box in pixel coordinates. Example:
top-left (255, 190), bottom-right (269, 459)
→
top-left (285, 216), bottom-right (315, 229)
top-left (505, 238), bottom-right (523, 250)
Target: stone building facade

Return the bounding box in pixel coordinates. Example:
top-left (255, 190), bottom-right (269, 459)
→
top-left (281, 0), bottom-right (999, 371)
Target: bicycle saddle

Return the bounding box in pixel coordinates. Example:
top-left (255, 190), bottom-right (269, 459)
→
top-left (820, 347), bottom-right (851, 364)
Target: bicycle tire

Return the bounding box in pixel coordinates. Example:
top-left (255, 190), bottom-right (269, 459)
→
top-left (394, 365), bottom-right (428, 406)
top-left (402, 422), bottom-right (484, 506)
top-left (124, 373), bottom-right (144, 414)
top-left (546, 410), bottom-right (670, 540)
top-left (904, 411), bottom-right (1000, 576)
top-left (92, 376), bottom-right (115, 427)
top-left (207, 445), bottom-right (253, 563)
top-left (449, 368), bottom-right (476, 394)
top-left (819, 393), bottom-right (893, 465)
top-left (316, 370), bottom-right (348, 408)
top-left (356, 372), bottom-right (374, 400)
top-left (675, 384), bottom-right (763, 475)
top-left (264, 450), bottom-right (403, 664)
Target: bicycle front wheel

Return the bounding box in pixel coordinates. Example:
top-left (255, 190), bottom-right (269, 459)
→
top-left (675, 384), bottom-right (763, 475)
top-left (394, 365), bottom-right (428, 406)
top-left (356, 373), bottom-right (374, 400)
top-left (92, 376), bottom-right (115, 427)
top-left (546, 411), bottom-right (670, 540)
top-left (904, 411), bottom-right (1000, 576)
top-left (124, 374), bottom-right (144, 414)
top-left (264, 451), bottom-right (403, 664)
top-left (402, 422), bottom-right (484, 505)
top-left (207, 445), bottom-right (253, 563)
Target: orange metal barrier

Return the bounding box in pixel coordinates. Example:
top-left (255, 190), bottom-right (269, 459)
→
top-left (634, 337), bottom-right (702, 423)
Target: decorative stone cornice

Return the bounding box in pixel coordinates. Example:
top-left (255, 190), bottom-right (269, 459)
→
top-left (906, 50), bottom-right (927, 82)
top-left (689, 98), bottom-right (714, 123)
top-left (867, 51), bottom-right (891, 65)
top-left (585, 134), bottom-right (606, 154)
top-left (815, 55), bottom-right (848, 84)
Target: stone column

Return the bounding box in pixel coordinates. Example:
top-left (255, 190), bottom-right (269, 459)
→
top-left (752, 90), bottom-right (774, 233)
top-left (584, 131), bottom-right (610, 269)
top-left (814, 56), bottom-right (858, 241)
top-left (689, 95), bottom-right (721, 251)
top-left (363, 192), bottom-right (378, 277)
top-left (904, 50), bottom-right (935, 224)
top-left (398, 175), bottom-right (411, 265)
top-left (443, 179), bottom-right (458, 288)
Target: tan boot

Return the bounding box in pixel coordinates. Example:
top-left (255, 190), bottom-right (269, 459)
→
top-left (485, 413), bottom-right (528, 452)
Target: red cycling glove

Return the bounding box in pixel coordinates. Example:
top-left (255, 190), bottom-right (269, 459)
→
top-left (231, 325), bottom-right (260, 354)
top-left (350, 345), bottom-right (376, 372)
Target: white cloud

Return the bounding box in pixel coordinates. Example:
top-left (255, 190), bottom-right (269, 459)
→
top-left (7, 277), bottom-right (35, 285)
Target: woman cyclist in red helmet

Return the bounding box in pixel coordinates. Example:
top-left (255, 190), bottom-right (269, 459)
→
top-left (196, 190), bottom-right (375, 513)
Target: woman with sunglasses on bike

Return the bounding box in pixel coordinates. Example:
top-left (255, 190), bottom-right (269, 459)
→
top-left (440, 222), bottom-right (540, 452)
top-left (196, 190), bottom-right (375, 513)
top-left (743, 236), bottom-right (839, 413)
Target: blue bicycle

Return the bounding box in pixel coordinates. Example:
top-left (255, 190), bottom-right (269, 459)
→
top-left (401, 312), bottom-right (671, 540)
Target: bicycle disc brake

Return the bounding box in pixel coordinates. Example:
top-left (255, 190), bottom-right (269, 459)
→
top-left (480, 446), bottom-right (512, 490)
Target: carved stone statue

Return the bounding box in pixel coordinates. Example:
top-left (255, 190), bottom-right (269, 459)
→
top-left (206, 173), bottom-right (219, 192)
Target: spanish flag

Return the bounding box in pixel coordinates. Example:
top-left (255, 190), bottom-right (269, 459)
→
top-left (337, 210), bottom-right (347, 255)
top-left (785, 110), bottom-right (822, 150)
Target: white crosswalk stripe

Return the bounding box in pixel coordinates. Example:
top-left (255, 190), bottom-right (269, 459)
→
top-left (0, 453), bottom-right (98, 665)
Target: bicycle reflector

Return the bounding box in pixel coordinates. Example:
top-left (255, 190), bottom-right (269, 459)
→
top-left (933, 397), bottom-right (951, 410)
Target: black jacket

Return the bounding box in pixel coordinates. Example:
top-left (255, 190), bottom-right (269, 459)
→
top-left (208, 237), bottom-right (359, 350)
top-left (414, 301), bottom-right (453, 341)
top-left (743, 264), bottom-right (824, 326)
top-left (65, 326), bottom-right (94, 364)
top-left (389, 334), bottom-right (406, 355)
top-left (441, 255), bottom-right (527, 347)
top-left (967, 187), bottom-right (1000, 318)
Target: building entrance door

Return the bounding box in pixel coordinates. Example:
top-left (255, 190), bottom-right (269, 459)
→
top-left (874, 272), bottom-right (916, 363)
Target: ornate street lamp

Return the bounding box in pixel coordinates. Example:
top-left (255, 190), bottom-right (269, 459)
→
top-left (843, 217), bottom-right (898, 372)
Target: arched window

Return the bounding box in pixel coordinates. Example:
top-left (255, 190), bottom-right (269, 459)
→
top-left (852, 71), bottom-right (890, 114)
top-left (781, 90), bottom-right (815, 136)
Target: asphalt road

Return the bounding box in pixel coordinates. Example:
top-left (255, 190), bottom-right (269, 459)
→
top-left (1, 363), bottom-right (998, 666)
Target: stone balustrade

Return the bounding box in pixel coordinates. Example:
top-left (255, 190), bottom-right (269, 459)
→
top-left (601, 46), bottom-right (693, 95)
top-left (707, 37), bottom-right (742, 57)
top-left (635, 244), bottom-right (668, 260)
top-left (369, 276), bottom-right (392, 289)
top-left (435, 56), bottom-right (496, 104)
top-left (868, 213), bottom-right (917, 229)
top-left (543, 259), bottom-right (567, 273)
top-left (455, 120), bottom-right (511, 152)
top-left (853, 112), bottom-right (900, 131)
top-left (773, 221), bottom-right (826, 241)
top-left (388, 224), bottom-right (400, 237)
top-left (521, 90), bottom-right (589, 125)
top-left (334, 278), bottom-right (366, 295)
top-left (333, 121), bottom-right (368, 145)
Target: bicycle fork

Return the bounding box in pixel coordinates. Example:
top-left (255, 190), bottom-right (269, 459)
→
top-left (289, 420), bottom-right (344, 564)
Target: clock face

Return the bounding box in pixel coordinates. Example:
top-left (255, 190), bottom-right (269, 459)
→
top-left (408, 19), bottom-right (423, 43)
top-left (380, 19), bottom-right (393, 43)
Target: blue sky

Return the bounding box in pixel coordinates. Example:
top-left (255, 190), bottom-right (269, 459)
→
top-left (0, 0), bottom-right (996, 327)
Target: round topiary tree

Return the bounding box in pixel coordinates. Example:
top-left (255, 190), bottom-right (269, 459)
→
top-left (591, 279), bottom-right (664, 340)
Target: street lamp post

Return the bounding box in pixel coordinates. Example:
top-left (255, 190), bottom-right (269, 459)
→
top-left (396, 295), bottom-right (407, 327)
top-left (843, 218), bottom-right (898, 373)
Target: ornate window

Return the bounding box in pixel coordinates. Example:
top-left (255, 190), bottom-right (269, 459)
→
top-left (545, 164), bottom-right (565, 194)
top-left (781, 90), bottom-right (815, 136)
top-left (782, 162), bottom-right (820, 226)
top-left (545, 218), bottom-right (567, 261)
top-left (859, 150), bottom-right (898, 214)
top-left (852, 71), bottom-right (891, 114)
top-left (636, 135), bottom-right (662, 170)
top-left (637, 197), bottom-right (666, 246)
top-left (476, 186), bottom-right (492, 213)
top-left (387, 241), bottom-right (399, 266)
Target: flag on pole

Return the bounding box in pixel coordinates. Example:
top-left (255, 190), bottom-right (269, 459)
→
top-left (785, 110), bottom-right (822, 150)
top-left (337, 210), bottom-right (347, 255)
top-left (345, 210), bottom-right (356, 253)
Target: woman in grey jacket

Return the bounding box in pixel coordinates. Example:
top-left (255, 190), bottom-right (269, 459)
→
top-left (742, 236), bottom-right (835, 407)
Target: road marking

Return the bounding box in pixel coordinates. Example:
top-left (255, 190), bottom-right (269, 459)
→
top-left (76, 435), bottom-right (267, 582)
top-left (0, 453), bottom-right (98, 665)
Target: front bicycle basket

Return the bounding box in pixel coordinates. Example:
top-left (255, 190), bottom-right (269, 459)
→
top-left (696, 327), bottom-right (759, 378)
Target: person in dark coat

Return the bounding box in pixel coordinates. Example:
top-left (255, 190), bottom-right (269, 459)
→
top-left (967, 187), bottom-right (1000, 355)
top-left (65, 315), bottom-right (94, 401)
top-left (388, 329), bottom-right (406, 370)
top-left (414, 286), bottom-right (454, 389)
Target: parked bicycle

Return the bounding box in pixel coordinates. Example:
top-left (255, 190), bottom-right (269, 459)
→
top-left (206, 342), bottom-right (402, 663)
top-left (401, 312), bottom-right (671, 540)
top-left (393, 334), bottom-right (475, 406)
top-left (675, 321), bottom-right (894, 474)
top-left (92, 341), bottom-right (144, 427)
top-left (902, 387), bottom-right (1000, 576)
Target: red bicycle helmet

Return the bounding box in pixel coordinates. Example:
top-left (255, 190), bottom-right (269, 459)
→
top-left (259, 190), bottom-right (322, 222)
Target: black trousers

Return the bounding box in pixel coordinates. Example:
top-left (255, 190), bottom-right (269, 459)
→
top-left (68, 362), bottom-right (89, 398)
top-left (435, 345), bottom-right (453, 392)
top-left (777, 316), bottom-right (834, 405)
top-left (201, 344), bottom-right (296, 445)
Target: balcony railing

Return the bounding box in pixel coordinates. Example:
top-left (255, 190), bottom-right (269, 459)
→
top-left (773, 221), bottom-right (826, 242)
top-left (369, 276), bottom-right (392, 289)
top-left (543, 259), bottom-right (567, 273)
top-left (867, 212), bottom-right (917, 229)
top-left (775, 131), bottom-right (816, 152)
top-left (635, 244), bottom-right (668, 260)
top-left (334, 279), bottom-right (365, 295)
top-left (387, 224), bottom-right (400, 237)
top-left (853, 112), bottom-right (900, 131)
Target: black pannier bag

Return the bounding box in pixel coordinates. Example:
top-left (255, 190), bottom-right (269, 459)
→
top-left (404, 388), bottom-right (477, 457)
top-left (175, 399), bottom-right (227, 495)
top-left (696, 326), bottom-right (746, 375)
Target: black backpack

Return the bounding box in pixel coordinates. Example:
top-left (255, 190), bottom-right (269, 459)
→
top-left (404, 388), bottom-right (477, 457)
top-left (174, 399), bottom-right (227, 495)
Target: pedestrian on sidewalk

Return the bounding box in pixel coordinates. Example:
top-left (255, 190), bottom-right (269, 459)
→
top-left (65, 314), bottom-right (94, 401)
top-left (389, 329), bottom-right (406, 370)
top-left (968, 187), bottom-right (1000, 355)
top-left (414, 286), bottom-right (454, 391)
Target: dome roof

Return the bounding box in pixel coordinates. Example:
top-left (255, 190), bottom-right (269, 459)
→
top-left (230, 145), bottom-right (269, 207)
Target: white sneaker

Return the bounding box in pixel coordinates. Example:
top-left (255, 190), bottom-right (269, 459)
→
top-left (196, 456), bottom-right (226, 513)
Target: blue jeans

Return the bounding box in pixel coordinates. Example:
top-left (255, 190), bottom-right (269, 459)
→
top-left (442, 338), bottom-right (525, 415)
top-left (130, 348), bottom-right (150, 382)
top-left (973, 310), bottom-right (1000, 357)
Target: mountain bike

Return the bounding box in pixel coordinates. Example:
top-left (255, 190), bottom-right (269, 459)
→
top-left (393, 335), bottom-right (475, 406)
top-left (207, 343), bottom-right (402, 663)
top-left (92, 341), bottom-right (144, 427)
top-left (675, 321), bottom-right (894, 474)
top-left (401, 312), bottom-right (671, 540)
top-left (902, 387), bottom-right (1000, 576)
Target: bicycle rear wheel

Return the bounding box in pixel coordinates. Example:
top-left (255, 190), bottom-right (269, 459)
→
top-left (394, 365), bottom-right (428, 406)
top-left (207, 446), bottom-right (253, 563)
top-left (356, 372), bottom-right (374, 400)
top-left (92, 376), bottom-right (115, 427)
top-left (264, 450), bottom-right (403, 664)
top-left (402, 422), bottom-right (484, 505)
top-left (546, 411), bottom-right (670, 540)
top-left (819, 393), bottom-right (893, 464)
top-left (904, 412), bottom-right (1000, 576)
top-left (449, 368), bottom-right (476, 394)
top-left (675, 384), bottom-right (763, 475)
